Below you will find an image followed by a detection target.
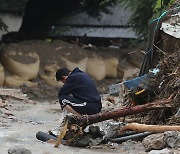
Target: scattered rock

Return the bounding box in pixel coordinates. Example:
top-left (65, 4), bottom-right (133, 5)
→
top-left (142, 133), bottom-right (166, 152)
top-left (143, 131), bottom-right (180, 152)
top-left (148, 148), bottom-right (177, 154)
top-left (4, 110), bottom-right (14, 116)
top-left (164, 131), bottom-right (180, 148)
top-left (8, 146), bottom-right (31, 154)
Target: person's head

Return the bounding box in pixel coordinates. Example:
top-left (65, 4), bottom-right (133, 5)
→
top-left (56, 68), bottom-right (71, 83)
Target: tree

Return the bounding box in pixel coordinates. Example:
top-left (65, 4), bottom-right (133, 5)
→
top-left (117, 0), bottom-right (177, 39)
top-left (18, 0), bottom-right (117, 39)
top-left (1, 0), bottom-right (177, 41)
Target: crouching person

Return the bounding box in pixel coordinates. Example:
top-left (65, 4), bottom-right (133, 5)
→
top-left (56, 67), bottom-right (102, 116)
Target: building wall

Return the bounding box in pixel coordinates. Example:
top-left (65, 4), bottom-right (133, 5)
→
top-left (0, 13), bottom-right (22, 40)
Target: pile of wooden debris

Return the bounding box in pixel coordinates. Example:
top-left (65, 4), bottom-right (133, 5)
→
top-left (130, 51), bottom-right (180, 125)
top-left (156, 52), bottom-right (180, 105)
top-left (122, 4), bottom-right (180, 125)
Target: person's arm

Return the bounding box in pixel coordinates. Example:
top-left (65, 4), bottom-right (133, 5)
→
top-left (58, 77), bottom-right (76, 96)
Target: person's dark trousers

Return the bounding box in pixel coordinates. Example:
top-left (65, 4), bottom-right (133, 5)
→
top-left (59, 95), bottom-right (102, 115)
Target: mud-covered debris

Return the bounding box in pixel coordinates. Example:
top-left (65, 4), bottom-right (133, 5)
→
top-left (8, 146), bottom-right (31, 154)
top-left (0, 88), bottom-right (35, 104)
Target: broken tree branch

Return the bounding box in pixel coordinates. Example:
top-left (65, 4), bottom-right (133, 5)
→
top-left (68, 98), bottom-right (173, 127)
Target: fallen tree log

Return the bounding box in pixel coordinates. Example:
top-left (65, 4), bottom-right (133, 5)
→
top-left (118, 123), bottom-right (180, 135)
top-left (67, 98), bottom-right (173, 127)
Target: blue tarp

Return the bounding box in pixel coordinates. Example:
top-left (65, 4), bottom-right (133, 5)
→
top-left (123, 68), bottom-right (160, 91)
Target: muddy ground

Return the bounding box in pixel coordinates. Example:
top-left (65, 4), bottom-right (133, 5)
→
top-left (0, 97), bottom-right (148, 154)
top-left (1, 92), bottom-right (179, 154)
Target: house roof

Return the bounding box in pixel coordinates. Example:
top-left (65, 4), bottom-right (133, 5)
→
top-left (49, 4), bottom-right (138, 39)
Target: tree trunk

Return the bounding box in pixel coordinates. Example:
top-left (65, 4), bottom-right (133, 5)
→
top-left (19, 0), bottom-right (80, 39)
top-left (68, 99), bottom-right (172, 126)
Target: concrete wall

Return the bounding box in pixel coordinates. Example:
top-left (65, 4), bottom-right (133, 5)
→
top-left (0, 13), bottom-right (22, 40)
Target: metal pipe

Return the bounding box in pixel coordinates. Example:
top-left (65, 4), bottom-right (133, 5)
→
top-left (36, 131), bottom-right (57, 142)
top-left (110, 132), bottom-right (154, 143)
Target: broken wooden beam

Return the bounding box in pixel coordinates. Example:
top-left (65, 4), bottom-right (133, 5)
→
top-left (67, 98), bottom-right (172, 127)
top-left (54, 120), bottom-right (68, 148)
top-left (118, 123), bottom-right (180, 134)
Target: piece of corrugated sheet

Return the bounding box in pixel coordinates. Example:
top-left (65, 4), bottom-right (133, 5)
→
top-left (50, 4), bottom-right (137, 38)
top-left (50, 26), bottom-right (137, 38)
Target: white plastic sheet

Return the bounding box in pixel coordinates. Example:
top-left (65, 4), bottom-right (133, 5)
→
top-left (160, 13), bottom-right (180, 39)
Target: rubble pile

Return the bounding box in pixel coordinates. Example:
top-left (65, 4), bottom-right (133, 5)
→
top-left (156, 52), bottom-right (180, 103)
top-left (122, 4), bottom-right (180, 125)
top-left (139, 51), bottom-right (180, 125)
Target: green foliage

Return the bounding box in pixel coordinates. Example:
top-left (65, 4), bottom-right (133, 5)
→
top-left (80, 0), bottom-right (117, 17)
top-left (117, 0), bottom-right (156, 39)
top-left (154, 0), bottom-right (163, 13)
top-left (80, 0), bottom-right (176, 39)
top-left (117, 0), bottom-right (177, 39)
top-left (153, 0), bottom-right (176, 18)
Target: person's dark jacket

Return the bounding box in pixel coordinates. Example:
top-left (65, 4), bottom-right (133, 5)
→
top-left (58, 67), bottom-right (101, 103)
